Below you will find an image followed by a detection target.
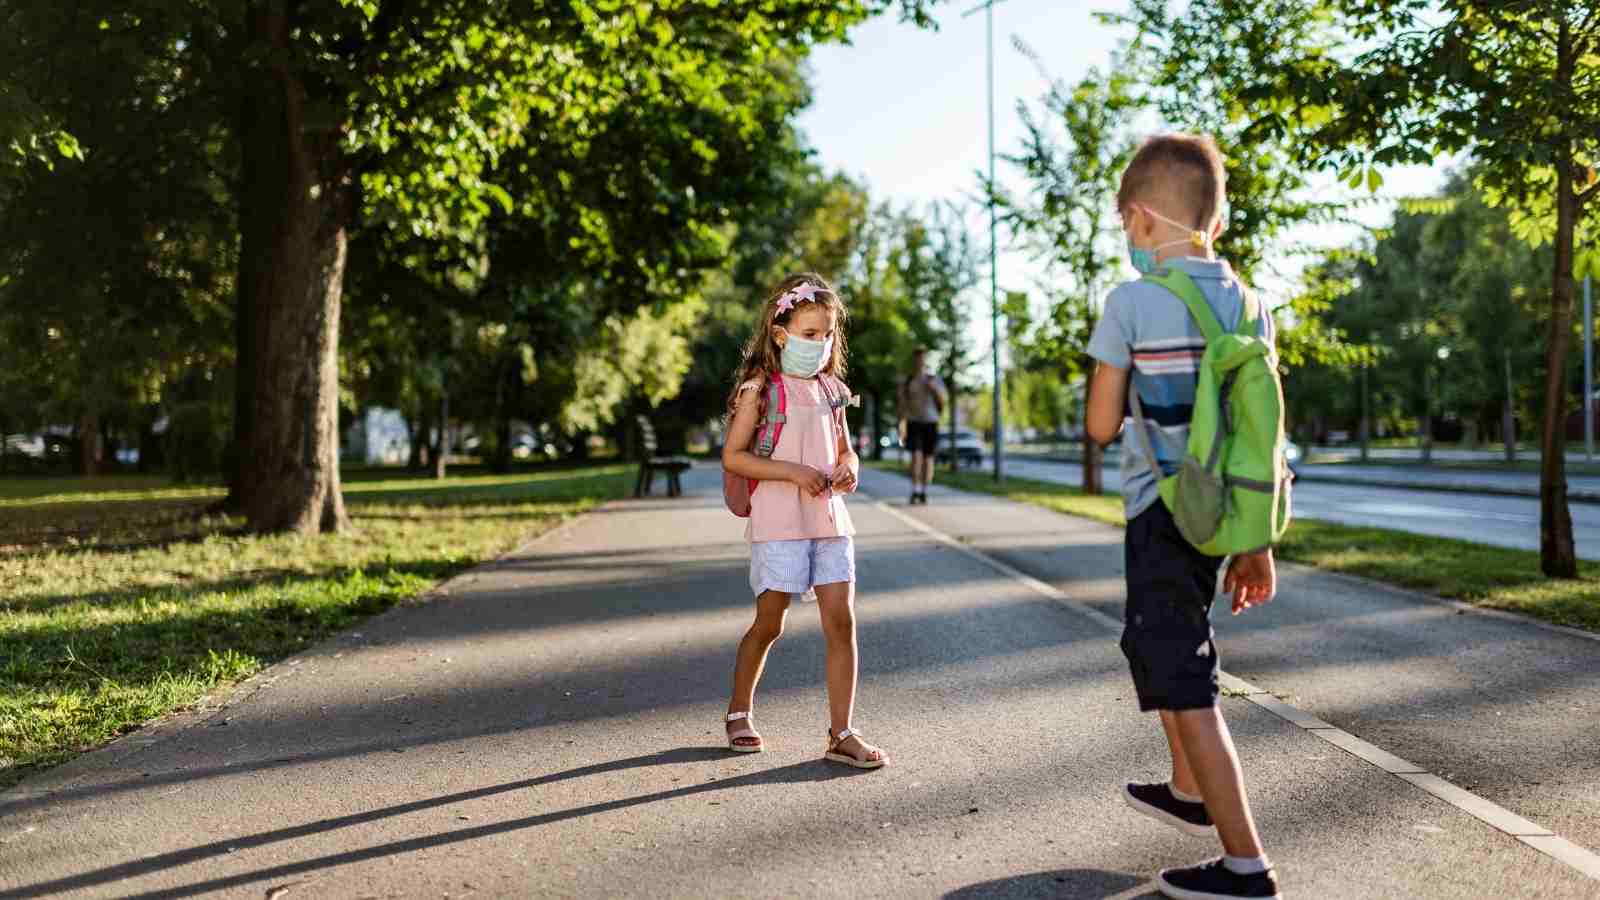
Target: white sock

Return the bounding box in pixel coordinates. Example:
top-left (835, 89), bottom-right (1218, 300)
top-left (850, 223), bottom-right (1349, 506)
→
top-left (1168, 783), bottom-right (1202, 804)
top-left (1223, 855), bottom-right (1270, 875)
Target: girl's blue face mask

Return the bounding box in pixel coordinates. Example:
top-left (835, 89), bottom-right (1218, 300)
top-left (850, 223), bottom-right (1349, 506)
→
top-left (778, 331), bottom-right (833, 377)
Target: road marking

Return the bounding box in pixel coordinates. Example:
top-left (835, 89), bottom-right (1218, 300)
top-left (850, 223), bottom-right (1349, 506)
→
top-left (869, 494), bottom-right (1600, 884)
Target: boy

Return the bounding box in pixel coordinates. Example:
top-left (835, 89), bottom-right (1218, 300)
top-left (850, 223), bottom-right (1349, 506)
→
top-left (1085, 133), bottom-right (1282, 900)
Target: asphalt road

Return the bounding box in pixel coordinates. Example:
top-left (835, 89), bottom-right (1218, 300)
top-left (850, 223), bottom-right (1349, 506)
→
top-left (4, 466), bottom-right (1596, 898)
top-left (993, 457), bottom-right (1600, 561)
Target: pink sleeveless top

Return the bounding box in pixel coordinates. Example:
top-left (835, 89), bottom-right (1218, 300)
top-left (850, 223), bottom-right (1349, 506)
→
top-left (742, 374), bottom-right (856, 543)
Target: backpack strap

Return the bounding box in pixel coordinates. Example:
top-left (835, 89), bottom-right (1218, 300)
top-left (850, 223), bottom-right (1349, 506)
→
top-left (1143, 268), bottom-right (1225, 343)
top-left (754, 374), bottom-right (787, 457)
top-left (1128, 268), bottom-right (1224, 485)
top-left (1127, 389), bottom-right (1167, 486)
top-left (817, 374), bottom-right (852, 451)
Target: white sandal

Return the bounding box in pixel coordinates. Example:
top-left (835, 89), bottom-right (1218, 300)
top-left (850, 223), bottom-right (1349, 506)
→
top-left (726, 711), bottom-right (763, 753)
top-left (825, 727), bottom-right (887, 769)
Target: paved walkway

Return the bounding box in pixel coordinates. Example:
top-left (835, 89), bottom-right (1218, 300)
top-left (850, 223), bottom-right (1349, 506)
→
top-left (2, 467), bottom-right (1597, 898)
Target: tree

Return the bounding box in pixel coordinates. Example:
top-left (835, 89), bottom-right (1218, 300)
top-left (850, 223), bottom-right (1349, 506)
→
top-left (1124, 0), bottom-right (1600, 575)
top-left (14, 0), bottom-right (942, 533)
top-left (994, 63), bottom-right (1138, 494)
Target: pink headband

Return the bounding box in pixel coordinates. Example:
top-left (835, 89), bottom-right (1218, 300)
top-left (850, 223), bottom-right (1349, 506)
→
top-left (774, 283), bottom-right (824, 318)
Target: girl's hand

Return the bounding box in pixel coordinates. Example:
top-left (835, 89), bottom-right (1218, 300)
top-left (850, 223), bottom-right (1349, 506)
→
top-left (789, 463), bottom-right (830, 497)
top-left (830, 452), bottom-right (859, 493)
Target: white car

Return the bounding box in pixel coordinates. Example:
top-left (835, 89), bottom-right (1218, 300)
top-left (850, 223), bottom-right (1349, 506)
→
top-left (935, 429), bottom-right (986, 468)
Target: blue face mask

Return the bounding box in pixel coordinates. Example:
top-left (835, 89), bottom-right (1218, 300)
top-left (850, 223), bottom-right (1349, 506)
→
top-left (1127, 237), bottom-right (1159, 275)
top-left (779, 333), bottom-right (833, 378)
top-left (1126, 204), bottom-right (1212, 274)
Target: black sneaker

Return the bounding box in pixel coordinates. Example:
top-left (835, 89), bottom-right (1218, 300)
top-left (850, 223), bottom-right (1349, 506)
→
top-left (1122, 782), bottom-right (1215, 837)
top-left (1157, 858), bottom-right (1281, 900)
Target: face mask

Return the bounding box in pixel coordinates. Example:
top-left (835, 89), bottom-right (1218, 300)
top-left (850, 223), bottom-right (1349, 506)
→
top-left (779, 332), bottom-right (833, 378)
top-left (1125, 204), bottom-right (1211, 274)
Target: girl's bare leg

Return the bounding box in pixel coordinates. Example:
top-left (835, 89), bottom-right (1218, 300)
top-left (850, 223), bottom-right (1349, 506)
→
top-left (814, 581), bottom-right (884, 763)
top-left (727, 590), bottom-right (790, 742)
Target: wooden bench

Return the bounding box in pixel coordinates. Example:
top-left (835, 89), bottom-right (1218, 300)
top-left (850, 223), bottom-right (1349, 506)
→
top-left (633, 417), bottom-right (692, 498)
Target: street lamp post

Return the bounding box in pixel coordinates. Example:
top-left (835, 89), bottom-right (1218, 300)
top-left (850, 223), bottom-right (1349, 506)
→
top-left (964, 0), bottom-right (1010, 481)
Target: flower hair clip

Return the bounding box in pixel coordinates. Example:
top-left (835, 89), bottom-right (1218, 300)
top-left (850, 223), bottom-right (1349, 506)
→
top-left (774, 283), bottom-right (822, 318)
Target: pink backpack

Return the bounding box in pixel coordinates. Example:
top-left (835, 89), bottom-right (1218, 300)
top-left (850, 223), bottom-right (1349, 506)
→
top-left (722, 373), bottom-right (850, 517)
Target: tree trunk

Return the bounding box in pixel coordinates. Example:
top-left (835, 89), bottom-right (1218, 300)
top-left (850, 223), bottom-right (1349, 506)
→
top-left (1420, 362), bottom-right (1433, 464)
top-left (1359, 363), bottom-right (1371, 462)
top-left (1504, 347), bottom-right (1516, 463)
top-left (492, 360), bottom-right (513, 474)
top-left (77, 414), bottom-right (102, 477)
top-left (434, 384), bottom-right (449, 480)
top-left (1540, 152), bottom-right (1579, 576)
top-left (869, 389), bottom-right (884, 460)
top-left (236, 3), bottom-right (350, 534)
top-left (404, 413), bottom-right (422, 470)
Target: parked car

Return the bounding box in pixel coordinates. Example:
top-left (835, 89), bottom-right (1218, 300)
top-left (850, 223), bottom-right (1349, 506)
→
top-left (1284, 439), bottom-right (1302, 475)
top-left (935, 429), bottom-right (985, 468)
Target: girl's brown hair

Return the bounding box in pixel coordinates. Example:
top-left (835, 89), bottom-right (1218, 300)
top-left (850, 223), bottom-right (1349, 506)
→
top-left (725, 272), bottom-right (849, 417)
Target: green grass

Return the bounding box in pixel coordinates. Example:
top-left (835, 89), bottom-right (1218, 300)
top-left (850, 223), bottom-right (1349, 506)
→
top-left (0, 464), bottom-right (632, 787)
top-left (872, 461), bottom-right (1600, 633)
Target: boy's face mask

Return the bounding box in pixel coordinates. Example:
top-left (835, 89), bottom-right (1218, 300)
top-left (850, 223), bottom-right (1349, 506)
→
top-left (778, 330), bottom-right (833, 377)
top-left (1124, 204), bottom-right (1212, 275)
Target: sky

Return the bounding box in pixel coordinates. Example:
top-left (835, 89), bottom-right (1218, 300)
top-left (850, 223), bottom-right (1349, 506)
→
top-left (795, 2), bottom-right (1455, 374)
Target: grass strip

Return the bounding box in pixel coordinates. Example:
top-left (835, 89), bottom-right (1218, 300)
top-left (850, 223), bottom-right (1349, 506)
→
top-left (0, 464), bottom-right (632, 787)
top-left (871, 461), bottom-right (1600, 634)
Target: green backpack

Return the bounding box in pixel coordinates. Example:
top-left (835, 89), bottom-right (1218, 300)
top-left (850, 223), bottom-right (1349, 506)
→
top-left (1128, 268), bottom-right (1293, 557)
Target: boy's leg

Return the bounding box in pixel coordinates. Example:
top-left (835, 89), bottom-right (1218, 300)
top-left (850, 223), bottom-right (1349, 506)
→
top-left (1158, 709), bottom-right (1202, 799)
top-left (1169, 706), bottom-right (1264, 858)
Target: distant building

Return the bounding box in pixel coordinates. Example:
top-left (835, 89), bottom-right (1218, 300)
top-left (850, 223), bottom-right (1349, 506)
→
top-left (344, 407), bottom-right (411, 464)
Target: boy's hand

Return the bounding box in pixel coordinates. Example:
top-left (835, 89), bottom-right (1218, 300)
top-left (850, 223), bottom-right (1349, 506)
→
top-left (789, 463), bottom-right (830, 497)
top-left (829, 451), bottom-right (859, 493)
top-left (1223, 549), bottom-right (1277, 615)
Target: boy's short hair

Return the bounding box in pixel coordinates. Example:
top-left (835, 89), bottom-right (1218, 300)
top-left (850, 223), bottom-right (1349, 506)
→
top-left (1116, 133), bottom-right (1227, 231)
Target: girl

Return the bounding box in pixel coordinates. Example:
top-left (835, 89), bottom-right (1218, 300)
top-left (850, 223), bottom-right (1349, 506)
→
top-left (719, 273), bottom-right (888, 769)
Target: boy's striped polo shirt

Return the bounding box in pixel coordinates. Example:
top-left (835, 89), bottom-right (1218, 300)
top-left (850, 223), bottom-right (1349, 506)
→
top-left (1087, 257), bottom-right (1276, 519)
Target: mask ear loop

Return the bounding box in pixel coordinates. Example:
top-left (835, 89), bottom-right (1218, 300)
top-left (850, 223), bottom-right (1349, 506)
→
top-left (1139, 204), bottom-right (1212, 253)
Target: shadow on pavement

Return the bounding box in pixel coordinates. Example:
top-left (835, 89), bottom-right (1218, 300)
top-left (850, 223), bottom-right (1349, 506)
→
top-left (944, 868), bottom-right (1152, 899)
top-left (2, 750), bottom-right (869, 899)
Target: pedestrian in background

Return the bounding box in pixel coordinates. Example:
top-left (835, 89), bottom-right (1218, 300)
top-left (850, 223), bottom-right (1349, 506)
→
top-left (898, 348), bottom-right (947, 505)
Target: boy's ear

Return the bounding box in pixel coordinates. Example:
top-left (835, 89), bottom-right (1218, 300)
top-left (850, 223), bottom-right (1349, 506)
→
top-left (1131, 205), bottom-right (1156, 241)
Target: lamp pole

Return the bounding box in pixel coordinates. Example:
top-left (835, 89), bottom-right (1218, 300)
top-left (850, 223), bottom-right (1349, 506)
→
top-left (964, 0), bottom-right (1011, 481)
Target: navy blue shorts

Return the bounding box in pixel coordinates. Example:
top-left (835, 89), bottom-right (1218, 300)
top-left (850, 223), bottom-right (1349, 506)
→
top-left (905, 421), bottom-right (939, 455)
top-left (1120, 500), bottom-right (1225, 712)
